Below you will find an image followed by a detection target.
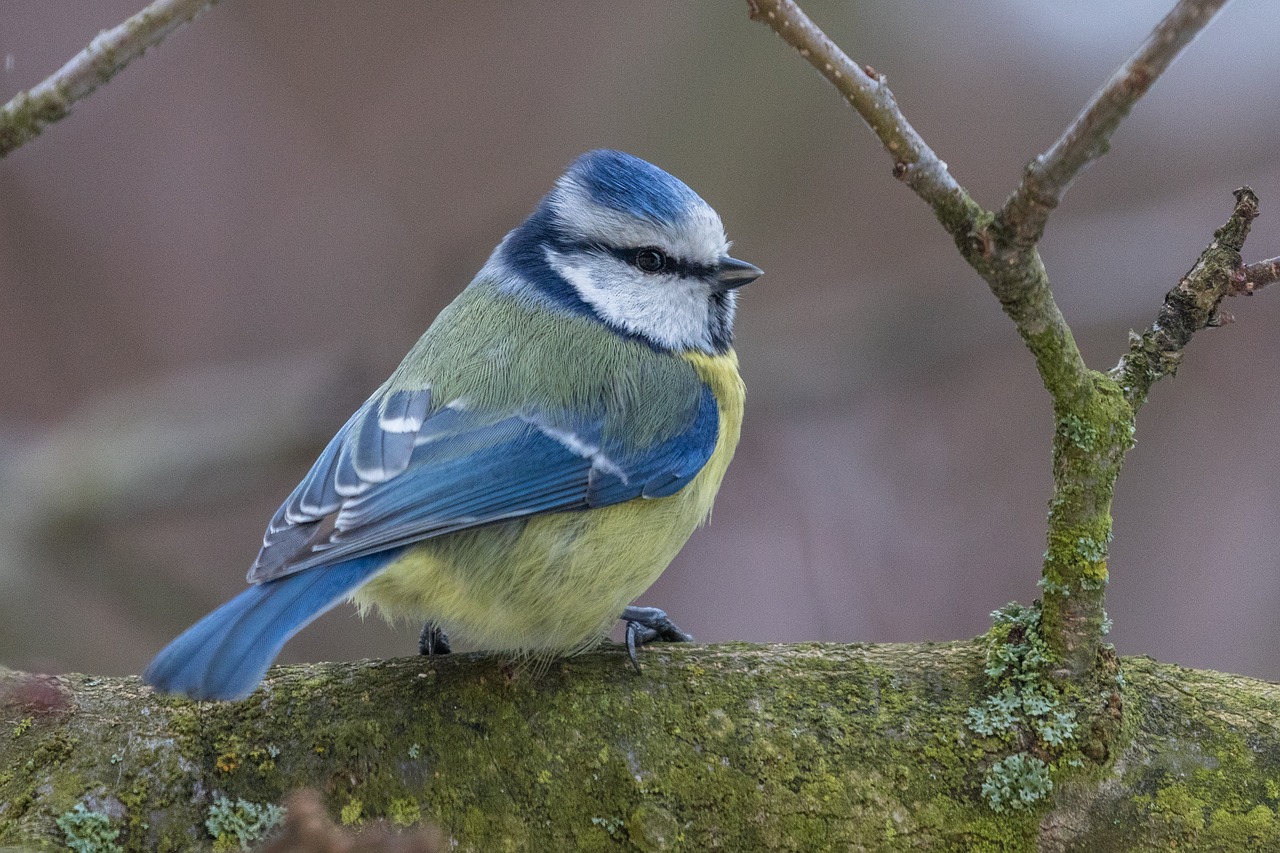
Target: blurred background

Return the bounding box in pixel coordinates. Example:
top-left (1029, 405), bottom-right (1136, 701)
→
top-left (3, 1), bottom-right (1280, 682)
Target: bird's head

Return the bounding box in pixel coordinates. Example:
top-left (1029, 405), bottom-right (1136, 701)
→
top-left (493, 150), bottom-right (762, 355)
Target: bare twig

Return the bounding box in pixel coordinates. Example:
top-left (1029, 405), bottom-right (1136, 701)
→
top-left (745, 0), bottom-right (970, 227)
top-left (1233, 256), bottom-right (1280, 295)
top-left (999, 0), bottom-right (1231, 246)
top-left (0, 0), bottom-right (220, 158)
top-left (1111, 188), bottom-right (1260, 408)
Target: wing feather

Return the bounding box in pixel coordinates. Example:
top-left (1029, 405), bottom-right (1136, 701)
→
top-left (247, 380), bottom-right (718, 584)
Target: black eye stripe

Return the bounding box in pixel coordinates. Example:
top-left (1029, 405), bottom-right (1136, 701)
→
top-left (589, 243), bottom-right (716, 279)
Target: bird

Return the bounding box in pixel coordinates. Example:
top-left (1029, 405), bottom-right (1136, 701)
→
top-left (143, 149), bottom-right (762, 700)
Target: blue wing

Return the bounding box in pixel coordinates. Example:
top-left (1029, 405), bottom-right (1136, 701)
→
top-left (248, 381), bottom-right (719, 582)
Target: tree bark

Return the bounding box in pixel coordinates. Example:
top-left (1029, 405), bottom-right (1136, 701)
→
top-left (3, 644), bottom-right (1279, 852)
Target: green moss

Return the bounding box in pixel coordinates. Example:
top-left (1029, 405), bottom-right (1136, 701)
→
top-left (339, 797), bottom-right (363, 826)
top-left (387, 797), bottom-right (422, 827)
top-left (1039, 371), bottom-right (1136, 673)
top-left (10, 717), bottom-right (31, 739)
top-left (1127, 713), bottom-right (1280, 848)
top-left (1042, 524), bottom-right (1113, 592)
top-left (1145, 784), bottom-right (1202, 828)
top-left (204, 796), bottom-right (285, 851)
top-left (0, 92), bottom-right (70, 157)
top-left (1052, 656), bottom-right (1280, 850)
top-left (627, 803), bottom-right (681, 851)
top-left (1203, 804), bottom-right (1279, 847)
top-left (56, 803), bottom-right (122, 853)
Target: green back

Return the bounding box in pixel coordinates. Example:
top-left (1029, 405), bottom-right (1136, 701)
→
top-left (387, 278), bottom-right (704, 447)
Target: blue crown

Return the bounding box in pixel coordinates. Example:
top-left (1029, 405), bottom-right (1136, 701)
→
top-left (564, 150), bottom-right (703, 225)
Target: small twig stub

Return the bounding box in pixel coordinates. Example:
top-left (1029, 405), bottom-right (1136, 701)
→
top-left (1111, 187), bottom-right (1260, 408)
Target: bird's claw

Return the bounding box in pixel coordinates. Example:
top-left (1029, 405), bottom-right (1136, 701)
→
top-left (621, 606), bottom-right (692, 673)
top-left (418, 622), bottom-right (452, 656)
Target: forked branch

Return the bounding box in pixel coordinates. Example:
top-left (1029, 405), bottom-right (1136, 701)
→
top-left (748, 0), bottom-right (1263, 680)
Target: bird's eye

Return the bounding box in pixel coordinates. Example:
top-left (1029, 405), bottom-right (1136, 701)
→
top-left (633, 248), bottom-right (667, 273)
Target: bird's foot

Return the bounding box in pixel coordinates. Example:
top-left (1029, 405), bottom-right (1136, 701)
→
top-left (622, 605), bottom-right (693, 673)
top-left (419, 622), bottom-right (452, 656)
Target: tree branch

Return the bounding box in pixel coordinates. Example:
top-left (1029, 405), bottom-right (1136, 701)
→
top-left (0, 0), bottom-right (220, 158)
top-left (1110, 188), bottom-right (1259, 409)
top-left (999, 0), bottom-right (1232, 246)
top-left (3, 647), bottom-right (1280, 850)
top-left (748, 0), bottom-right (1272, 683)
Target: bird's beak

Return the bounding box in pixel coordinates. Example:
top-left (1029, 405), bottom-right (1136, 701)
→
top-left (716, 256), bottom-right (764, 290)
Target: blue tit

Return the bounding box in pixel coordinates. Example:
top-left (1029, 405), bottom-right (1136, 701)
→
top-left (143, 149), bottom-right (762, 700)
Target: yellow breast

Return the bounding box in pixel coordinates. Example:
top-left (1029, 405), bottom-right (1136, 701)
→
top-left (352, 349), bottom-right (745, 655)
top-left (672, 348), bottom-right (746, 525)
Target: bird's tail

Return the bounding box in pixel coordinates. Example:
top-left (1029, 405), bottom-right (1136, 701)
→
top-left (142, 551), bottom-right (399, 701)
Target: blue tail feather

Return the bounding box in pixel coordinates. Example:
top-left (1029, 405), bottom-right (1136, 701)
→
top-left (143, 550), bottom-right (400, 701)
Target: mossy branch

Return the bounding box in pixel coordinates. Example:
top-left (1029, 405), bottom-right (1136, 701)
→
top-left (0, 0), bottom-right (221, 158)
top-left (4, 647), bottom-right (1280, 851)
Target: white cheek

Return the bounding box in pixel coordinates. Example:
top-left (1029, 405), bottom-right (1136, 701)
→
top-left (548, 252), bottom-right (712, 352)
